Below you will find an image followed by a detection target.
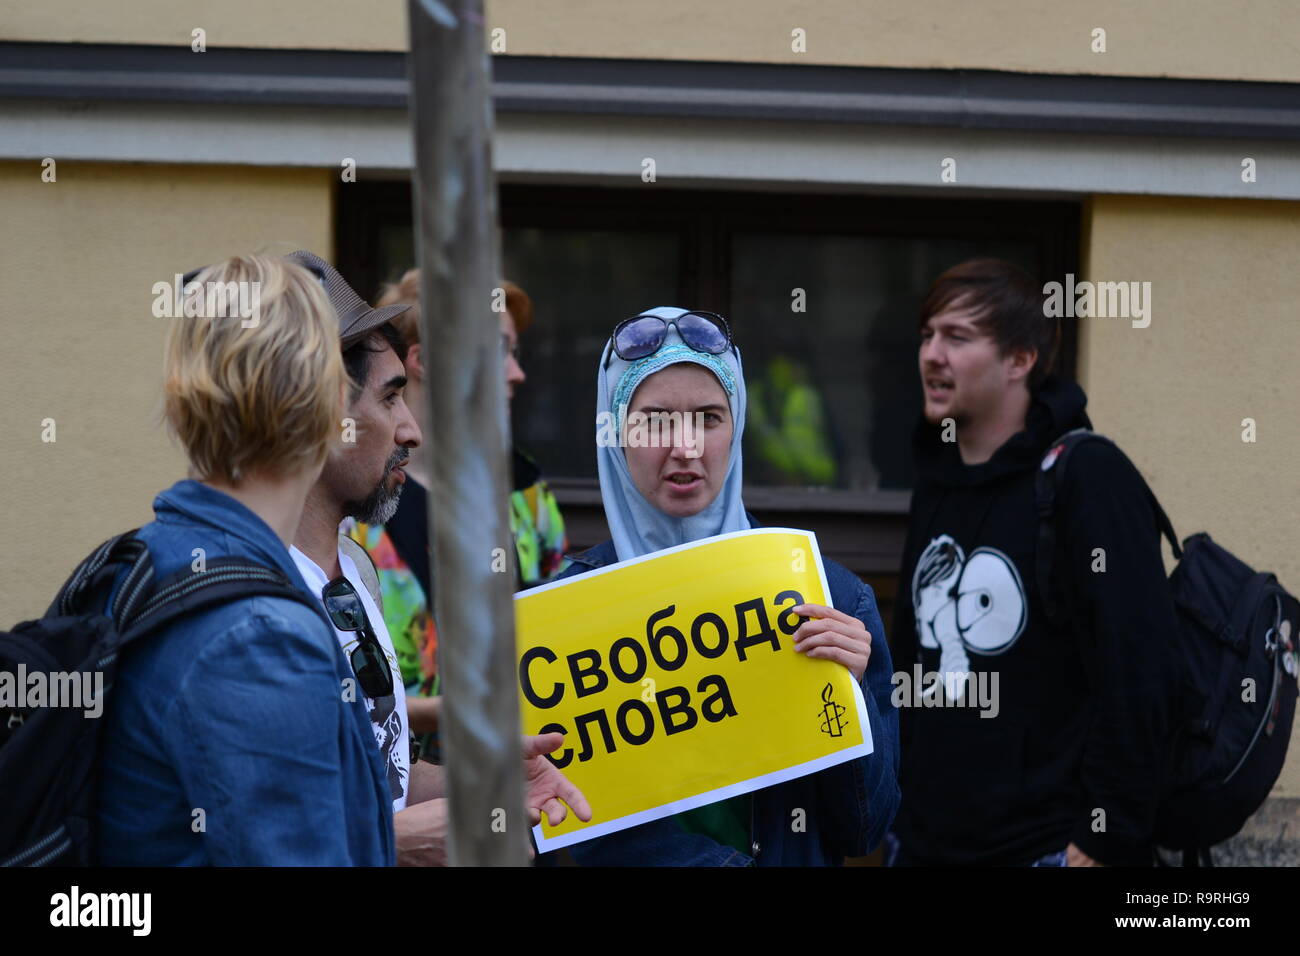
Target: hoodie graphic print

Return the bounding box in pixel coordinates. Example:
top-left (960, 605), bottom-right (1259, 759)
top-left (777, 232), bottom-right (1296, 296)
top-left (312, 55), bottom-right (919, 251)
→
top-left (912, 534), bottom-right (1027, 699)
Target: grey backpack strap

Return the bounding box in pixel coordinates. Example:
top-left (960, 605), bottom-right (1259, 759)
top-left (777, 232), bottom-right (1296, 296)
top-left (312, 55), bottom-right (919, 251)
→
top-left (338, 532), bottom-right (384, 617)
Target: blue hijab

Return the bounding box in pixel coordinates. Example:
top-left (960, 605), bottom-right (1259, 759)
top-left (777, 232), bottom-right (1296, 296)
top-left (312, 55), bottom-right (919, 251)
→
top-left (596, 306), bottom-right (751, 562)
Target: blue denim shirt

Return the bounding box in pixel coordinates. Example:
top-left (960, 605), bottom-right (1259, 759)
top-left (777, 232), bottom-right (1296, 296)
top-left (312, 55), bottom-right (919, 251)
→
top-left (94, 480), bottom-right (395, 866)
top-left (555, 530), bottom-right (901, 867)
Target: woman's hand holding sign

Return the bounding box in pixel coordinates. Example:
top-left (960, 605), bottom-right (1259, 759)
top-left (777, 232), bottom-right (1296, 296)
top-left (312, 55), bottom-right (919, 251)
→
top-left (791, 604), bottom-right (872, 682)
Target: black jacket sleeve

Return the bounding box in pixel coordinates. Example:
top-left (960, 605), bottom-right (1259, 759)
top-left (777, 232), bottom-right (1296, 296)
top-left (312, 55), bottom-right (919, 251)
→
top-left (1056, 441), bottom-right (1181, 864)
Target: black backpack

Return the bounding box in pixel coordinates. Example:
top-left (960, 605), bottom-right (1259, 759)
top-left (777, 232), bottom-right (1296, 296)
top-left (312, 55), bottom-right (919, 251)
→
top-left (1036, 429), bottom-right (1299, 860)
top-left (0, 529), bottom-right (325, 867)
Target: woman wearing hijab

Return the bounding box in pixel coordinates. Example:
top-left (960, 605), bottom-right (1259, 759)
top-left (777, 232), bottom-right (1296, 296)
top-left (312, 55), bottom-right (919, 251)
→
top-left (555, 306), bottom-right (900, 866)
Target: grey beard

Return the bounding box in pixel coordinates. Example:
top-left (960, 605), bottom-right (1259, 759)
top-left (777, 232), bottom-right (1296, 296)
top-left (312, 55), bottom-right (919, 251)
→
top-left (347, 449), bottom-right (408, 525)
top-left (353, 481), bottom-right (403, 525)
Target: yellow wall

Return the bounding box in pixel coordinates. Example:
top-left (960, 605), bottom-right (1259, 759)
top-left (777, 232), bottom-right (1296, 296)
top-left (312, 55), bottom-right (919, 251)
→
top-left (0, 161), bottom-right (334, 624)
top-left (1080, 194), bottom-right (1300, 795)
top-left (2, 0), bottom-right (1299, 83)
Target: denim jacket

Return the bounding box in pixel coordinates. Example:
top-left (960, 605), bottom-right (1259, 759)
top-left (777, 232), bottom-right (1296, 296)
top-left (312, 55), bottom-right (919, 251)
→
top-left (94, 480), bottom-right (395, 866)
top-left (556, 528), bottom-right (900, 867)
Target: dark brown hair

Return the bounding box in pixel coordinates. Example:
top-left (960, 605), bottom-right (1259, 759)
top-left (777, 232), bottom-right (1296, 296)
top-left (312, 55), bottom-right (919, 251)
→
top-left (919, 258), bottom-right (1060, 388)
top-left (342, 322), bottom-right (408, 402)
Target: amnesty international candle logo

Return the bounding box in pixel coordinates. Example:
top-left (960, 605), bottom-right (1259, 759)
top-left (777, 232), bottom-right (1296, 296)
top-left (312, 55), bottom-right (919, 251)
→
top-left (819, 682), bottom-right (847, 737)
top-left (514, 528), bottom-right (872, 853)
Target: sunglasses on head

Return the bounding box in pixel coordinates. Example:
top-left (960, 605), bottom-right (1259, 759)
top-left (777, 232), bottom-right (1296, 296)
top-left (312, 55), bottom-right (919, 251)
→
top-left (321, 576), bottom-right (394, 700)
top-left (603, 310), bottom-right (734, 369)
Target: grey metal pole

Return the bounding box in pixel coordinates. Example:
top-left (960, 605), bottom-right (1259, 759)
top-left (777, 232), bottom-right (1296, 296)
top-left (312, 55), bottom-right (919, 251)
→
top-left (406, 0), bottom-right (528, 866)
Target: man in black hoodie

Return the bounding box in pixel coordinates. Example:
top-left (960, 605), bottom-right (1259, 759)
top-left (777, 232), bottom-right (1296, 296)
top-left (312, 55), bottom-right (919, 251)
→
top-left (890, 258), bottom-right (1179, 866)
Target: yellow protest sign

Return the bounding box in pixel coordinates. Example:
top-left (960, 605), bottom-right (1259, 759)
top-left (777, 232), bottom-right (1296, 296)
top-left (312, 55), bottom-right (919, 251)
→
top-left (514, 528), bottom-right (872, 852)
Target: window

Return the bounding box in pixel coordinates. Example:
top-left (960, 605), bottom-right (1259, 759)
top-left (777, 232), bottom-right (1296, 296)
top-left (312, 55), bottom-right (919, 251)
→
top-left (338, 183), bottom-right (1079, 579)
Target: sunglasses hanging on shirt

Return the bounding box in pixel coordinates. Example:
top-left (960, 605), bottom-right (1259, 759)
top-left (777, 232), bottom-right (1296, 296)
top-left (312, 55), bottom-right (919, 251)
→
top-left (321, 576), bottom-right (395, 700)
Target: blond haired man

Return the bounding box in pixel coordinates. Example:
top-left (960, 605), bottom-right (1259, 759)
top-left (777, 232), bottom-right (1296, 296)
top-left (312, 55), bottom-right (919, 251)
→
top-left (94, 254), bottom-right (397, 865)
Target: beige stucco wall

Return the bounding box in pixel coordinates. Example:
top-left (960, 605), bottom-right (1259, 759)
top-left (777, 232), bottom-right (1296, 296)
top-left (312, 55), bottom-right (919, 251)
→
top-left (2, 0), bottom-right (1299, 83)
top-left (0, 161), bottom-right (334, 624)
top-left (1079, 194), bottom-right (1300, 795)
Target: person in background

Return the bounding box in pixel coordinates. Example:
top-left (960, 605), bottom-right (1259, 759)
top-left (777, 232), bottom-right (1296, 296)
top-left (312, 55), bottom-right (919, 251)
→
top-left (747, 354), bottom-right (838, 486)
top-left (345, 271), bottom-right (567, 737)
top-left (492, 281), bottom-right (571, 589)
top-left (889, 258), bottom-right (1178, 866)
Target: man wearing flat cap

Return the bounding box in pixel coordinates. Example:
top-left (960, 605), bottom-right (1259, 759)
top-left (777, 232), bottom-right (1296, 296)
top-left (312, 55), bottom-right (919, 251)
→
top-left (285, 251), bottom-right (590, 864)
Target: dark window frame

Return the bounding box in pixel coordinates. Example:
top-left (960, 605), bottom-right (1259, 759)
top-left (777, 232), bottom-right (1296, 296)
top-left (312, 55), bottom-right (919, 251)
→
top-left (337, 181), bottom-right (1080, 577)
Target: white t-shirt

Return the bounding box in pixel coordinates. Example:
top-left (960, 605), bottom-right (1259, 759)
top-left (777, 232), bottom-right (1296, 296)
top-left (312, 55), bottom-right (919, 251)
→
top-left (291, 544), bottom-right (410, 812)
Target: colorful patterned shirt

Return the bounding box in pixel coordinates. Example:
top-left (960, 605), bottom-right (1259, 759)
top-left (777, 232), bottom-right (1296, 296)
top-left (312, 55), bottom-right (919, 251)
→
top-left (344, 478), bottom-right (436, 693)
top-left (345, 448), bottom-right (568, 697)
